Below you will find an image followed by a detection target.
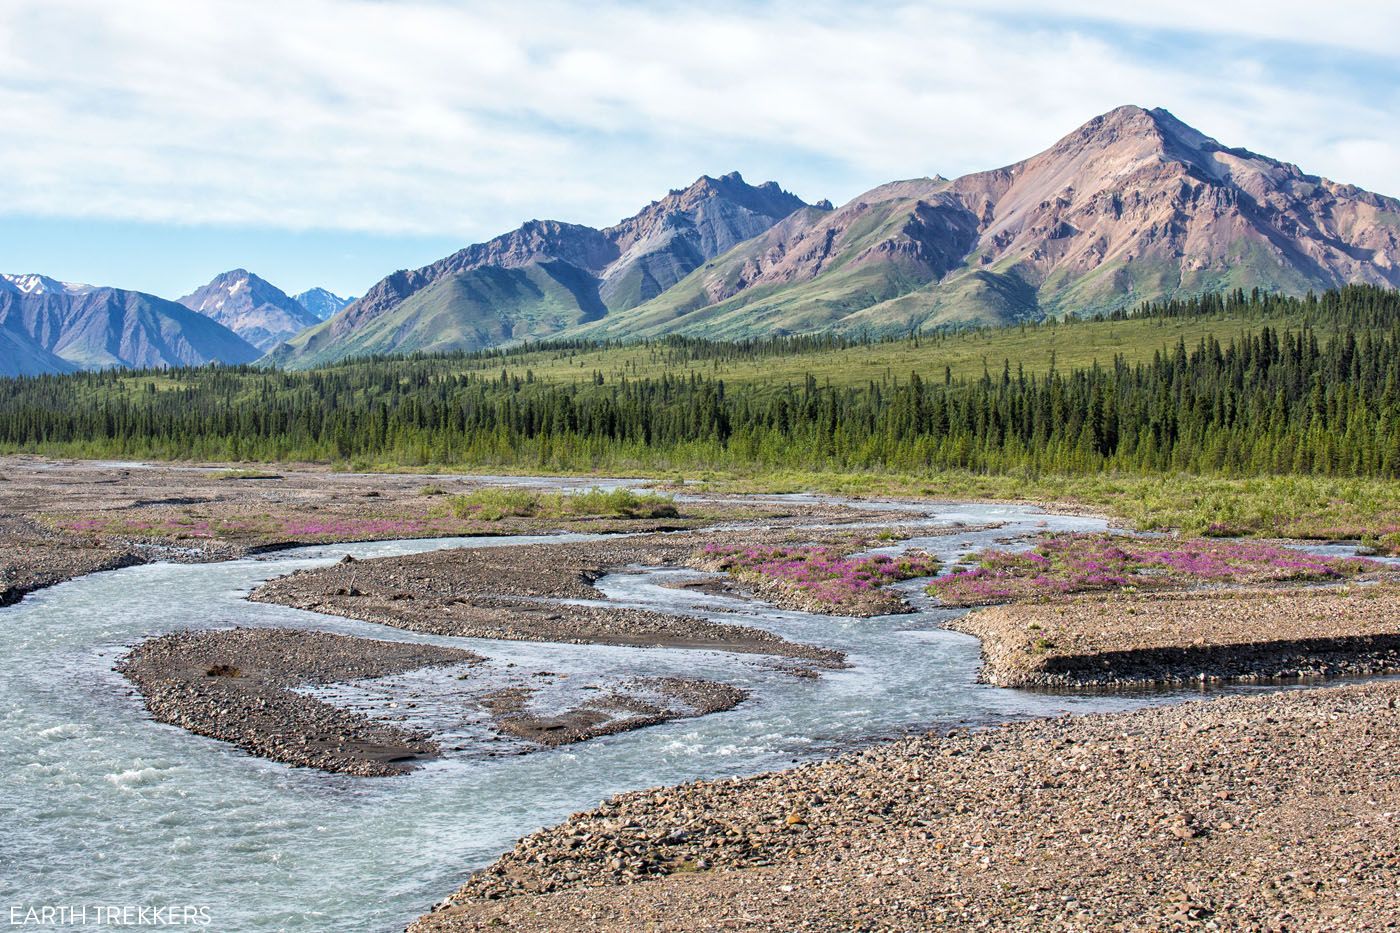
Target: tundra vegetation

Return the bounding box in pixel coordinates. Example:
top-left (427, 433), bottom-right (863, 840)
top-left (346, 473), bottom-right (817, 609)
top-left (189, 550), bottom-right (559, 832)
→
top-left (445, 487), bottom-right (678, 521)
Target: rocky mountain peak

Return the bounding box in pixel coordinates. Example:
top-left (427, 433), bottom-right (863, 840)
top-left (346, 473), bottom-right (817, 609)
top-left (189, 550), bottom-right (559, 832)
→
top-left (179, 269), bottom-right (319, 352)
top-left (274, 105), bottom-right (1400, 369)
top-left (0, 277), bottom-right (259, 374)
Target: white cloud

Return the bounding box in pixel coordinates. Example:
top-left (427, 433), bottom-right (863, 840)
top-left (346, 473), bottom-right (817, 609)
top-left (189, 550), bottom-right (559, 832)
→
top-left (0, 0), bottom-right (1396, 242)
top-left (964, 0), bottom-right (1400, 55)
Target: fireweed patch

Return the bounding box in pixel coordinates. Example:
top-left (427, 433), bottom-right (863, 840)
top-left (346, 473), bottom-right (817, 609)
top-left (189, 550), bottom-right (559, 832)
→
top-left (928, 533), bottom-right (1380, 607)
top-left (695, 545), bottom-right (940, 616)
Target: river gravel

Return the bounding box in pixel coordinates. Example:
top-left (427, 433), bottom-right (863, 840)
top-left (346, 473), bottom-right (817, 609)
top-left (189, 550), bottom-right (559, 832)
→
top-left (416, 679), bottom-right (1400, 932)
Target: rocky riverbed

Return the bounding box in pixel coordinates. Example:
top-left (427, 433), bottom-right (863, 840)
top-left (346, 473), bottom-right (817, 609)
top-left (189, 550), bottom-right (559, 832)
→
top-left (414, 679), bottom-right (1400, 931)
top-left (490, 678), bottom-right (748, 747)
top-left (15, 456), bottom-right (1400, 930)
top-left (120, 629), bottom-right (753, 774)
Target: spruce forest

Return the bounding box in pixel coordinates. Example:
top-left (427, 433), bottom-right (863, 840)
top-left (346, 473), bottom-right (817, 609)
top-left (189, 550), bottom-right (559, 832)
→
top-left (2, 286), bottom-right (1398, 479)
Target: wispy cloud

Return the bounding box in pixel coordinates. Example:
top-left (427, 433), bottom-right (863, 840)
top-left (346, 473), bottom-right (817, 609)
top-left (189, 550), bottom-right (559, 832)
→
top-left (0, 0), bottom-right (1396, 241)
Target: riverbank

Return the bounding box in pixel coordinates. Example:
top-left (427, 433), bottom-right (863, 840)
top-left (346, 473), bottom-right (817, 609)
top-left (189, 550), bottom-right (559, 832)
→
top-left (950, 583), bottom-right (1400, 688)
top-left (414, 678), bottom-right (1400, 931)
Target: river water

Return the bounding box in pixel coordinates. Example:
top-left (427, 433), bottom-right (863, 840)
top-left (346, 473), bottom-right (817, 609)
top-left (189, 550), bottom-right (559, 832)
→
top-left (0, 497), bottom-right (1292, 930)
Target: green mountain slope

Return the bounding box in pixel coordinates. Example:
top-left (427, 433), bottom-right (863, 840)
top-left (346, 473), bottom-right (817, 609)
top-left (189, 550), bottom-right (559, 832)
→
top-left (268, 174), bottom-right (810, 369)
top-left (266, 263), bottom-right (608, 366)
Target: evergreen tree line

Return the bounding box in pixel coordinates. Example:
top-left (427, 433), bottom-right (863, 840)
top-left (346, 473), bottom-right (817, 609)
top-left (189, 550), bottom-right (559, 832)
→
top-left (0, 287), bottom-right (1398, 476)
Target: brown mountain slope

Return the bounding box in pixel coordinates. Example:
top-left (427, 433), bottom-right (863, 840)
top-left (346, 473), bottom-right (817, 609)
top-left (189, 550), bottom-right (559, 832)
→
top-left (947, 105), bottom-right (1400, 310)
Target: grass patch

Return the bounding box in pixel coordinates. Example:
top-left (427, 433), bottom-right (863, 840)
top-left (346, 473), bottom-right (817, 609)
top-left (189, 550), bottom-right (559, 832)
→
top-left (445, 487), bottom-right (679, 521)
top-left (696, 470), bottom-right (1400, 554)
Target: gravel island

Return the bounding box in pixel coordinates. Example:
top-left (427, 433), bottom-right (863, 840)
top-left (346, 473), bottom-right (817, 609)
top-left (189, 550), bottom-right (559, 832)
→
top-left (249, 533), bottom-right (855, 665)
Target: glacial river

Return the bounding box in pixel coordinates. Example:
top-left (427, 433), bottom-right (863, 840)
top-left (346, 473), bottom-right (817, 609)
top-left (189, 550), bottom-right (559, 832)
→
top-left (0, 496), bottom-right (1294, 930)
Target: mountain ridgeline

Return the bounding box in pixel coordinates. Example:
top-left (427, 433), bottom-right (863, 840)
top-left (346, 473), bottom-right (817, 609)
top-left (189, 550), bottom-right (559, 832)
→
top-left (0, 270), bottom-right (351, 375)
top-left (266, 105), bottom-right (1400, 369)
top-left (7, 105), bottom-right (1400, 377)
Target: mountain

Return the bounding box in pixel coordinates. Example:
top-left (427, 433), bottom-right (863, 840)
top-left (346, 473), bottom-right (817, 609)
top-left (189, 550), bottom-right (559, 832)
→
top-left (266, 172), bottom-right (812, 367)
top-left (268, 106), bottom-right (1400, 367)
top-left (178, 269), bottom-right (321, 351)
top-left (0, 274), bottom-right (260, 375)
top-left (576, 106), bottom-right (1400, 339)
top-left (293, 287), bottom-right (354, 321)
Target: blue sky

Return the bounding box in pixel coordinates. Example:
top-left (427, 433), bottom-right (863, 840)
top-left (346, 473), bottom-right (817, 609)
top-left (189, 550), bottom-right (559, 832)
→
top-left (1, 0), bottom-right (1398, 300)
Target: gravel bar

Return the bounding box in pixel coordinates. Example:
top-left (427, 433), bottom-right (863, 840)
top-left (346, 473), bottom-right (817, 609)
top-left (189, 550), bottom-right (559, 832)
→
top-left (250, 534), bottom-right (849, 665)
top-left (951, 583), bottom-right (1400, 688)
top-left (118, 628), bottom-right (480, 776)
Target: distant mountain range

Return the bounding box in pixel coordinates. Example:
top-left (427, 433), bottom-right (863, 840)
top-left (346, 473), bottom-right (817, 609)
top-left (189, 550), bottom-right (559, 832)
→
top-left (0, 274), bottom-right (260, 376)
top-left (0, 271), bottom-right (353, 375)
top-left (7, 105), bottom-right (1400, 377)
top-left (268, 105), bottom-right (1400, 368)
